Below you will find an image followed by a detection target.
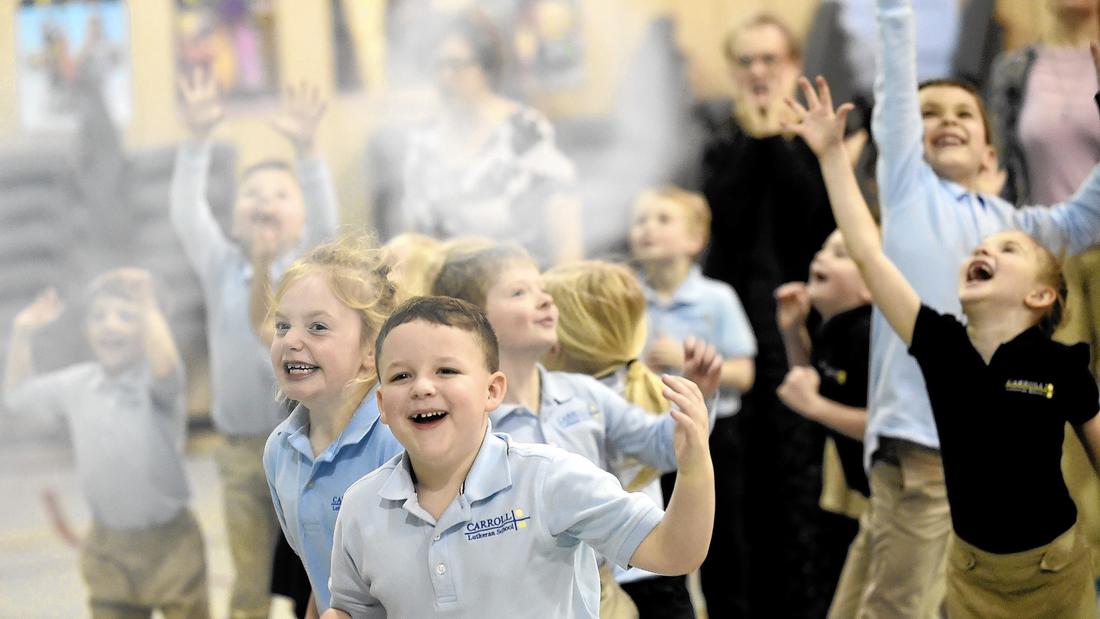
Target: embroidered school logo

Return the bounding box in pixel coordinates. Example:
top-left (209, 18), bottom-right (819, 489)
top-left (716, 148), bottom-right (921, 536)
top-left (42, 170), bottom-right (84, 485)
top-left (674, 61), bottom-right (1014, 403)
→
top-left (557, 405), bottom-right (598, 429)
top-left (464, 509), bottom-right (530, 541)
top-left (331, 496), bottom-right (342, 512)
top-left (1004, 379), bottom-right (1054, 399)
top-left (820, 363), bottom-right (848, 386)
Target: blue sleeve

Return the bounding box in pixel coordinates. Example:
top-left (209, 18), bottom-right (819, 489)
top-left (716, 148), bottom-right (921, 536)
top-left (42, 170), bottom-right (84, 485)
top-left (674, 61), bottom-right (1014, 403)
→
top-left (592, 379), bottom-right (678, 472)
top-left (1009, 165), bottom-right (1100, 256)
top-left (169, 141), bottom-right (233, 285)
top-left (328, 501), bottom-right (385, 618)
top-left (872, 0), bottom-right (929, 215)
top-left (2, 367), bottom-right (72, 424)
top-left (297, 155), bottom-right (340, 249)
top-left (262, 430), bottom-right (294, 556)
top-left (538, 450), bottom-right (663, 569)
top-left (714, 284), bottom-right (756, 357)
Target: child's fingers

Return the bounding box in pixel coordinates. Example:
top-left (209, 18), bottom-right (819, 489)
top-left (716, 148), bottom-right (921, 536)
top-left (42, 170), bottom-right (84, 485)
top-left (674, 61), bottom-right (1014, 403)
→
top-left (815, 75), bottom-right (833, 112)
top-left (783, 96), bottom-right (807, 119)
top-left (835, 102), bottom-right (855, 130)
top-left (662, 374), bottom-right (706, 410)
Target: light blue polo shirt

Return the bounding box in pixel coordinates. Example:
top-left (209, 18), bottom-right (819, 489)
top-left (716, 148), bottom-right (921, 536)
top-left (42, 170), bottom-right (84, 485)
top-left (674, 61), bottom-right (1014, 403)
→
top-left (640, 265), bottom-right (757, 417)
top-left (868, 0), bottom-right (1100, 468)
top-left (3, 362), bottom-right (190, 531)
top-left (490, 366), bottom-right (678, 473)
top-left (263, 389), bottom-right (403, 611)
top-left (171, 141), bottom-right (339, 437)
top-left (328, 430), bottom-right (663, 617)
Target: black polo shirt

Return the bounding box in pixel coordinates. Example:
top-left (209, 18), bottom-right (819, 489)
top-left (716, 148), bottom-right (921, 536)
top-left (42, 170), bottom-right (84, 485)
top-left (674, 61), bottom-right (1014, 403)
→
top-left (909, 306), bottom-right (1099, 553)
top-left (812, 305), bottom-right (872, 497)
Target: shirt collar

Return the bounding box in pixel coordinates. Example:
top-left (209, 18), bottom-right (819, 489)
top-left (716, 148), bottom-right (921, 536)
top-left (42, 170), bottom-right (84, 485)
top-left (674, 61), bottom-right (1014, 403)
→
top-left (376, 426), bottom-right (512, 504)
top-left (640, 265), bottom-right (707, 306)
top-left (89, 362), bottom-right (147, 392)
top-left (490, 365), bottom-right (573, 422)
top-left (942, 178), bottom-right (990, 210)
top-left (282, 386), bottom-right (384, 463)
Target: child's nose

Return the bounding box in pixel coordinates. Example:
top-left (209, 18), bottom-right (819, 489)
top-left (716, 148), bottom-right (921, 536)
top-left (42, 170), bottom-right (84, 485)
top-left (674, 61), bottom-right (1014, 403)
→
top-left (411, 375), bottom-right (436, 397)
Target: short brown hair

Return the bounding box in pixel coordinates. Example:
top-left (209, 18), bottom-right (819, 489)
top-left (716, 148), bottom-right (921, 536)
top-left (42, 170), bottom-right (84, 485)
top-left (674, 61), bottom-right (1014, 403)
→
top-left (431, 243), bottom-right (535, 310)
top-left (636, 185), bottom-right (712, 249)
top-left (917, 78), bottom-right (994, 147)
top-left (374, 296), bottom-right (500, 372)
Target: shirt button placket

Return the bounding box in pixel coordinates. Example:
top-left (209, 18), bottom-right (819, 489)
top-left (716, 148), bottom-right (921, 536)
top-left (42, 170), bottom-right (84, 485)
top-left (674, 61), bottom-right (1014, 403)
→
top-left (428, 529), bottom-right (457, 604)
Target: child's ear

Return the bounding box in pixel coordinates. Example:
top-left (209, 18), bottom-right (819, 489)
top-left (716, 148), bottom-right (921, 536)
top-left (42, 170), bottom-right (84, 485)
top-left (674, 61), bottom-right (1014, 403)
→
top-left (485, 370), bottom-right (507, 411)
top-left (376, 387), bottom-right (390, 426)
top-left (1024, 285), bottom-right (1057, 312)
top-left (360, 341), bottom-right (376, 375)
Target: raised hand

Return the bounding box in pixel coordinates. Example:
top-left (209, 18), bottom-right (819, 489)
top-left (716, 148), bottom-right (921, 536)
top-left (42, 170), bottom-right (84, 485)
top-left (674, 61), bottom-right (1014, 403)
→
top-left (662, 374), bottom-right (712, 475)
top-left (13, 288), bottom-right (63, 332)
top-left (774, 281), bottom-right (810, 333)
top-left (780, 75), bottom-right (854, 158)
top-left (644, 335), bottom-right (684, 373)
top-left (682, 336), bottom-right (722, 398)
top-left (178, 66), bottom-right (224, 139)
top-left (269, 81), bottom-right (328, 156)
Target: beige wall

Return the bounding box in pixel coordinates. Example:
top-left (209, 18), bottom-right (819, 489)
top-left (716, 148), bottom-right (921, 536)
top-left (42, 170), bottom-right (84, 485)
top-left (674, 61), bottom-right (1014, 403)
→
top-left (0, 0), bottom-right (1044, 222)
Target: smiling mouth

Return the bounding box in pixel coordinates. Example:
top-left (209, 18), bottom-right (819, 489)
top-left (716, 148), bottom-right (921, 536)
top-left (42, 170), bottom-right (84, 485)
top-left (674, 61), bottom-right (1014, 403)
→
top-left (966, 262), bottom-right (994, 282)
top-left (411, 410), bottom-right (448, 425)
top-left (284, 362), bottom-right (319, 376)
top-left (933, 135), bottom-right (965, 148)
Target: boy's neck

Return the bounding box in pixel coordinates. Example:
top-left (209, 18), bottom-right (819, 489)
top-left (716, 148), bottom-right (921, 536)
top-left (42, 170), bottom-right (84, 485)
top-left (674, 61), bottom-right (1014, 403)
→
top-left (641, 256), bottom-right (694, 300)
top-left (307, 382), bottom-right (371, 457)
top-left (409, 424), bottom-right (487, 520)
top-left (964, 305), bottom-right (1038, 364)
top-left (816, 299), bottom-right (868, 324)
top-left (500, 352), bottom-right (542, 413)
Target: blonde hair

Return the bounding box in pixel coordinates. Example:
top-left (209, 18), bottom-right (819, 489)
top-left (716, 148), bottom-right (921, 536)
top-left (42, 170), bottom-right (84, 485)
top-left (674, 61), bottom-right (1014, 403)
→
top-left (722, 11), bottom-right (802, 63)
top-left (271, 234), bottom-right (397, 387)
top-left (384, 233), bottom-right (444, 302)
top-left (543, 261), bottom-right (669, 490)
top-left (1034, 243), bottom-right (1068, 335)
top-left (432, 242), bottom-right (536, 310)
top-left (637, 185), bottom-right (712, 248)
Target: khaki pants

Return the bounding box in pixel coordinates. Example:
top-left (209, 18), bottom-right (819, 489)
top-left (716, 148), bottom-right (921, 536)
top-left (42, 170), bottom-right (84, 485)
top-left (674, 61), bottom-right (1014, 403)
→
top-left (599, 563), bottom-right (639, 619)
top-left (216, 436), bottom-right (278, 619)
top-left (829, 441), bottom-right (950, 619)
top-left (81, 508), bottom-right (209, 619)
top-left (946, 522), bottom-right (1095, 619)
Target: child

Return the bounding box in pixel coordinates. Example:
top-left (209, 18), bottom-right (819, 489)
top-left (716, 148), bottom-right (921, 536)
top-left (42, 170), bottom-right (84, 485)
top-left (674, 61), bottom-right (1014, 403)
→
top-left (825, 1), bottom-right (1100, 614)
top-left (382, 233), bottom-right (443, 303)
top-left (774, 230), bottom-right (873, 618)
top-left (785, 74), bottom-right (1100, 618)
top-left (261, 236), bottom-right (404, 616)
top-left (322, 296), bottom-right (715, 617)
top-left (431, 243), bottom-right (722, 618)
top-left (172, 69), bottom-right (338, 618)
top-left (544, 260), bottom-right (695, 619)
top-left (630, 186), bottom-right (756, 417)
top-left (2, 270), bottom-right (209, 618)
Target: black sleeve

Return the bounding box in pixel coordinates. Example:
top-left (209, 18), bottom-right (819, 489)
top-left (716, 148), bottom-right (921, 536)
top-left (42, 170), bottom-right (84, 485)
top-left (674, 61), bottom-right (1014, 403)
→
top-left (908, 305), bottom-right (967, 367)
top-left (1060, 342), bottom-right (1099, 426)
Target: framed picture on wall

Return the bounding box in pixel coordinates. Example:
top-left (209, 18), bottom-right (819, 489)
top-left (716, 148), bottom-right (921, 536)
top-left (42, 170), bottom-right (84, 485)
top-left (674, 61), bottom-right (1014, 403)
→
top-left (16, 0), bottom-right (133, 131)
top-left (175, 0), bottom-right (280, 102)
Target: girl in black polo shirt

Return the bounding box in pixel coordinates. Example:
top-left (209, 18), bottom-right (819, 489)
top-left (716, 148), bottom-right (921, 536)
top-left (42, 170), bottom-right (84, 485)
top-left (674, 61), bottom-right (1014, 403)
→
top-left (784, 76), bottom-right (1100, 619)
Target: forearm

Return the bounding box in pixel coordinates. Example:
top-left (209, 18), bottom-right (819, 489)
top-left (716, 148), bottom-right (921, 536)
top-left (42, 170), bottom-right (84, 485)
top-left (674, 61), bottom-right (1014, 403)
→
top-left (319, 610), bottom-right (350, 619)
top-left (719, 357), bottom-right (754, 393)
top-left (3, 329), bottom-right (34, 393)
top-left (143, 307), bottom-right (182, 380)
top-left (779, 326), bottom-right (812, 367)
top-left (800, 397), bottom-right (867, 441)
top-left (820, 146), bottom-right (881, 263)
top-left (299, 155), bottom-right (340, 248)
top-left (630, 463), bottom-right (714, 575)
top-left (871, 0), bottom-right (922, 155)
top-left (170, 141), bottom-right (227, 269)
top-left (546, 195), bottom-right (584, 266)
top-left (1075, 416), bottom-right (1100, 478)
top-left (249, 259), bottom-right (275, 346)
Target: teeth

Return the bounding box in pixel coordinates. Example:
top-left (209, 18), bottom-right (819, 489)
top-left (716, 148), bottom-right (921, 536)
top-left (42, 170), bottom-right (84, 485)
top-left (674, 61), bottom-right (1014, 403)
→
top-left (412, 411), bottom-right (447, 421)
top-left (285, 363), bottom-right (318, 375)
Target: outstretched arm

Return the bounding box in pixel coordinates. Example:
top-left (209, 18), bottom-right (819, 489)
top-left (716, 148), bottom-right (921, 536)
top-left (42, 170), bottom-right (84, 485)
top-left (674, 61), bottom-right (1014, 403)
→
top-left (775, 282), bottom-right (812, 367)
top-left (3, 289), bottom-right (62, 394)
top-left (784, 76), bottom-right (921, 346)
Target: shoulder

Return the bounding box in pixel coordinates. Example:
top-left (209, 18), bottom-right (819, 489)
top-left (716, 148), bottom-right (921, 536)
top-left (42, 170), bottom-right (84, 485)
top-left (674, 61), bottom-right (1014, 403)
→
top-left (343, 453), bottom-right (404, 503)
top-left (695, 274), bottom-right (743, 305)
top-left (545, 370), bottom-right (618, 404)
top-left (509, 439), bottom-right (605, 480)
top-left (990, 46), bottom-right (1037, 93)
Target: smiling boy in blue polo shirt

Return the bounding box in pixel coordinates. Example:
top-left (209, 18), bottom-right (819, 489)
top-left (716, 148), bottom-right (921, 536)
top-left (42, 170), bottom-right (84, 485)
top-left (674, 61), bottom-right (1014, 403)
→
top-left (322, 296), bottom-right (716, 618)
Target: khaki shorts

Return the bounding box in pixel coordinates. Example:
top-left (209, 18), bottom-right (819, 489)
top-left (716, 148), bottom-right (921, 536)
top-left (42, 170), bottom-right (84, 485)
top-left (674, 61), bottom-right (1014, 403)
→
top-left (81, 508), bottom-right (209, 619)
top-left (947, 521), bottom-right (1095, 619)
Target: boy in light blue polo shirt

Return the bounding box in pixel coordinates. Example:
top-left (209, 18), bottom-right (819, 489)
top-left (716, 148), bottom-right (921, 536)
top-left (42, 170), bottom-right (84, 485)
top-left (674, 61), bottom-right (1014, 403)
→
top-left (3, 269), bottom-right (209, 618)
top-left (323, 296), bottom-right (716, 618)
top-left (630, 185), bottom-right (756, 417)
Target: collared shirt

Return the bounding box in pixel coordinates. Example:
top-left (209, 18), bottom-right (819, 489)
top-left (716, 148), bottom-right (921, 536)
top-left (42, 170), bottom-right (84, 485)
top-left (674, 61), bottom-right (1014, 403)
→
top-left (263, 388), bottom-right (402, 611)
top-left (813, 305), bottom-right (871, 497)
top-left (909, 306), bottom-right (1098, 553)
top-left (868, 0), bottom-right (1100, 468)
top-left (490, 366), bottom-right (677, 473)
top-left (170, 141), bottom-right (339, 436)
top-left (640, 265), bottom-right (756, 417)
top-left (328, 431), bottom-right (663, 617)
top-left (4, 362), bottom-right (190, 530)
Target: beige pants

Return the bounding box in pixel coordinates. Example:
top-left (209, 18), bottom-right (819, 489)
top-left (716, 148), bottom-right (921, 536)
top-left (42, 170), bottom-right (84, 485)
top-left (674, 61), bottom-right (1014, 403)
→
top-left (829, 441), bottom-right (950, 619)
top-left (946, 522), bottom-right (1095, 619)
top-left (216, 436), bottom-right (278, 619)
top-left (599, 563), bottom-right (639, 619)
top-left (81, 508), bottom-right (209, 619)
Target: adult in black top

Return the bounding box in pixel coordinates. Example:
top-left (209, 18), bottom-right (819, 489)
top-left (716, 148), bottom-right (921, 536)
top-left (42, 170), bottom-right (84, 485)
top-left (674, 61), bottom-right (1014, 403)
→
top-left (909, 306), bottom-right (1099, 553)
